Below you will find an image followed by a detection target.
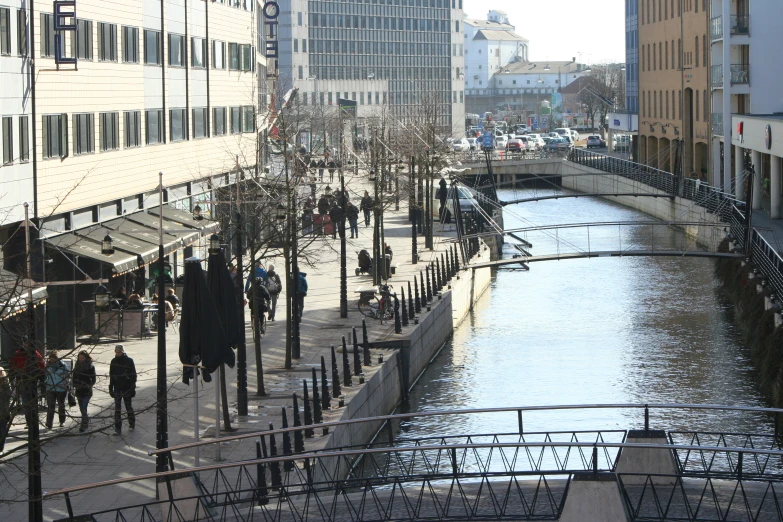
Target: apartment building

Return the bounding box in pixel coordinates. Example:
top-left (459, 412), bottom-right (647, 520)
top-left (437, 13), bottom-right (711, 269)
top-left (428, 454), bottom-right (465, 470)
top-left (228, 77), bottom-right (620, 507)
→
top-left (711, 0), bottom-right (783, 215)
top-left (0, 0), bottom-right (263, 355)
top-left (463, 10), bottom-right (528, 91)
top-left (637, 0), bottom-right (710, 177)
top-left (277, 0), bottom-right (465, 135)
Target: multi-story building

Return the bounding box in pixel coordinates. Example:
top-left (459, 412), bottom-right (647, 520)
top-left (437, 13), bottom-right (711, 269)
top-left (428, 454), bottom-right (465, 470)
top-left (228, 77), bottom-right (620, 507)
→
top-left (277, 0), bottom-right (465, 136)
top-left (609, 0), bottom-right (639, 154)
top-left (0, 0), bottom-right (262, 355)
top-left (637, 0), bottom-right (710, 177)
top-left (711, 0), bottom-right (783, 215)
top-left (463, 10), bottom-right (528, 92)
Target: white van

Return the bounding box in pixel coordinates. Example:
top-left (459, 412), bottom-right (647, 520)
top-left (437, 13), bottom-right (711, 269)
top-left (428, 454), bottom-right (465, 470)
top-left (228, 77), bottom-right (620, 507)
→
top-left (554, 128), bottom-right (580, 142)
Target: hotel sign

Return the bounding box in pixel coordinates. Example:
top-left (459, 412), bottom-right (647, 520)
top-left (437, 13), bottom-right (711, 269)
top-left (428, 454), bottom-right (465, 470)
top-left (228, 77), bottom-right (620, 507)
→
top-left (263, 1), bottom-right (279, 78)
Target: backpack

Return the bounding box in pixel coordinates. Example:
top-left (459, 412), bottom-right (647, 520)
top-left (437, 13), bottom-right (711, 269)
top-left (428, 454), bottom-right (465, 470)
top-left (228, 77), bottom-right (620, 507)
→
top-left (267, 276), bottom-right (280, 294)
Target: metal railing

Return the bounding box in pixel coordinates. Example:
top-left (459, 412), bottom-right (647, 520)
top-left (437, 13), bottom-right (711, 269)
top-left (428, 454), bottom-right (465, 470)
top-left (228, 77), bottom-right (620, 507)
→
top-left (731, 63), bottom-right (750, 84)
top-left (711, 64), bottom-right (723, 87)
top-left (711, 112), bottom-right (723, 136)
top-left (749, 228), bottom-right (783, 297)
top-left (731, 14), bottom-right (750, 36)
top-left (710, 16), bottom-right (723, 41)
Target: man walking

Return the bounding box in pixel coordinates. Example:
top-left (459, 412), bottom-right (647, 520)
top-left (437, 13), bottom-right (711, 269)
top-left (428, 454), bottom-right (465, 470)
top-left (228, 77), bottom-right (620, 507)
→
top-left (266, 264), bottom-right (282, 321)
top-left (109, 345), bottom-right (137, 434)
top-left (360, 190), bottom-right (373, 227)
top-left (329, 199), bottom-right (345, 239)
top-left (346, 200), bottom-right (360, 238)
top-left (297, 272), bottom-right (308, 320)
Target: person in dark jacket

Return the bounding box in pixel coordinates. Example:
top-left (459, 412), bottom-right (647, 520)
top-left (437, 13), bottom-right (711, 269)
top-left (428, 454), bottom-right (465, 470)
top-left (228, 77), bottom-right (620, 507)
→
top-left (0, 367), bottom-right (11, 451)
top-left (439, 177), bottom-right (449, 223)
top-left (246, 277), bottom-right (271, 323)
top-left (360, 191), bottom-right (373, 227)
top-left (317, 194), bottom-right (330, 216)
top-left (317, 158), bottom-right (326, 181)
top-left (8, 341), bottom-right (44, 429)
top-left (328, 159), bottom-right (337, 183)
top-left (165, 288), bottom-right (180, 309)
top-left (328, 200), bottom-right (345, 239)
top-left (72, 350), bottom-right (96, 432)
top-left (109, 345), bottom-right (137, 434)
top-left (44, 350), bottom-right (69, 429)
top-left (345, 200), bottom-right (360, 238)
top-left (297, 272), bottom-right (308, 320)
top-left (266, 264), bottom-right (283, 321)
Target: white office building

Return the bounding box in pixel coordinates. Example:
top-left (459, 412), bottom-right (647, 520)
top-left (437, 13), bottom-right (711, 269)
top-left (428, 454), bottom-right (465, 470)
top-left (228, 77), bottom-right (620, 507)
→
top-left (463, 10), bottom-right (528, 91)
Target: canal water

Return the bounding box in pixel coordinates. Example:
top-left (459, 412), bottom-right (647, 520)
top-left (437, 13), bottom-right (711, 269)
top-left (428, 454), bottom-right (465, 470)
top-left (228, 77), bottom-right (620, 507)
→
top-left (394, 188), bottom-right (773, 440)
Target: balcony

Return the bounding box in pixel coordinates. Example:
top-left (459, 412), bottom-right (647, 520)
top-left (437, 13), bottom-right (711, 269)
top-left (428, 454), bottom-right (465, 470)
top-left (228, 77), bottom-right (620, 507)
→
top-left (711, 64), bottom-right (750, 86)
top-left (711, 113), bottom-right (723, 136)
top-left (710, 15), bottom-right (750, 41)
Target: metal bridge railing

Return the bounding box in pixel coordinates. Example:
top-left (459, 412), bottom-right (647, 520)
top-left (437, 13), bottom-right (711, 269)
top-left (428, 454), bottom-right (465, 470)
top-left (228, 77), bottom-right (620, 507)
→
top-left (750, 228), bottom-right (783, 297)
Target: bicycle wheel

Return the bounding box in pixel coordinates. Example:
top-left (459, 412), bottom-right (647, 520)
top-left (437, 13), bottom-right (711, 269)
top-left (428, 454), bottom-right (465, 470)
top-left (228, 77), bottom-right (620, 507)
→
top-left (379, 297), bottom-right (394, 320)
top-left (358, 296), bottom-right (381, 318)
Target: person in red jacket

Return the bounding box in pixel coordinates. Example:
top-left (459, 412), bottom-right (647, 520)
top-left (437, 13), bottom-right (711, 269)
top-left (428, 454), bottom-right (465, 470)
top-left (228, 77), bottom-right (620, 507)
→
top-left (8, 338), bottom-right (45, 429)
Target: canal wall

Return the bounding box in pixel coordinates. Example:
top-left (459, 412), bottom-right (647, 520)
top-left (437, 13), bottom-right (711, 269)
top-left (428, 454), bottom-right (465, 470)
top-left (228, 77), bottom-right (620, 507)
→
top-left (559, 162), bottom-right (726, 250)
top-left (322, 246), bottom-right (493, 456)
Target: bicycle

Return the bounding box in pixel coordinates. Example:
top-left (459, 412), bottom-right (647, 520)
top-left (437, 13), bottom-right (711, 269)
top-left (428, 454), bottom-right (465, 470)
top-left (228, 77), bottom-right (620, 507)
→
top-left (357, 284), bottom-right (394, 321)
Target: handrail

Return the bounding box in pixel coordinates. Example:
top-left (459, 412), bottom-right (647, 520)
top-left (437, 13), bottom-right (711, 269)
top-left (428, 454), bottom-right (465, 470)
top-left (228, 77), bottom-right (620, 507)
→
top-left (45, 439), bottom-right (783, 499)
top-left (147, 402), bottom-right (783, 456)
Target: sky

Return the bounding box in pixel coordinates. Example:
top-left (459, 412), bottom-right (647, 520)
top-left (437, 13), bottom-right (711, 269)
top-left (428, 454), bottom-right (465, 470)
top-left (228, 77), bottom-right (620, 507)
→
top-left (463, 0), bottom-right (627, 64)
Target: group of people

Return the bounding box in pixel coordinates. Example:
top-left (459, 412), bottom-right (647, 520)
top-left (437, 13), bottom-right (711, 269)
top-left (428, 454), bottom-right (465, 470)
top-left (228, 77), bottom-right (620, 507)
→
top-left (0, 343), bottom-right (138, 448)
top-left (301, 189), bottom-right (375, 240)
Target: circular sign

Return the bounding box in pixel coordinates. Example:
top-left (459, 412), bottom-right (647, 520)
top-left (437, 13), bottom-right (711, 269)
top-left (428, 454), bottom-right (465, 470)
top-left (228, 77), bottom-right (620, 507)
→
top-left (766, 125), bottom-right (772, 150)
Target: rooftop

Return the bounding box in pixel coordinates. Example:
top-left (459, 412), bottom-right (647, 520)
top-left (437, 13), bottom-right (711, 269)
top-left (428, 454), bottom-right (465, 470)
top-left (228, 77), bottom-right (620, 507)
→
top-left (498, 61), bottom-right (588, 75)
top-left (464, 18), bottom-right (515, 31)
top-left (475, 29), bottom-right (529, 42)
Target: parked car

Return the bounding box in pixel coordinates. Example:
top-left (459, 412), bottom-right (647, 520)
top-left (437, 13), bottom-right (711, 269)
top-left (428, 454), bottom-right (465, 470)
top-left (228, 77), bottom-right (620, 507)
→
top-left (434, 185), bottom-right (480, 219)
top-left (506, 138), bottom-right (526, 153)
top-left (453, 138), bottom-right (471, 152)
top-left (545, 137), bottom-right (571, 151)
top-left (586, 135), bottom-right (605, 149)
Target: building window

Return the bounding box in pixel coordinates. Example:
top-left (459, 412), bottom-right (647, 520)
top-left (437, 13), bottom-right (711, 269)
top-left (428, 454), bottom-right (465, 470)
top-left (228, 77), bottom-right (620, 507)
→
top-left (98, 22), bottom-right (117, 62)
top-left (145, 109), bottom-right (163, 144)
top-left (0, 8), bottom-right (10, 56)
top-left (17, 10), bottom-right (27, 56)
top-left (192, 108), bottom-right (207, 139)
top-left (19, 116), bottom-right (29, 162)
top-left (144, 29), bottom-right (161, 65)
top-left (297, 12), bottom-right (302, 26)
top-left (41, 13), bottom-right (55, 57)
top-left (191, 37), bottom-right (206, 68)
top-left (74, 113), bottom-right (95, 155)
top-left (122, 26), bottom-right (139, 63)
top-left (1, 117), bottom-right (12, 165)
top-left (124, 111), bottom-right (141, 148)
top-left (169, 34), bottom-right (185, 66)
top-left (241, 44), bottom-right (253, 71)
top-left (294, 39), bottom-right (298, 52)
top-left (99, 112), bottom-right (119, 151)
top-left (169, 108), bottom-right (186, 141)
top-left (42, 114), bottom-right (68, 159)
top-left (213, 107), bottom-right (226, 136)
top-left (212, 41), bottom-right (225, 69)
top-left (71, 19), bottom-right (93, 60)
top-left (228, 42), bottom-right (239, 70)
top-left (230, 106), bottom-right (241, 134)
top-left (298, 65), bottom-right (303, 79)
top-left (242, 106), bottom-right (254, 133)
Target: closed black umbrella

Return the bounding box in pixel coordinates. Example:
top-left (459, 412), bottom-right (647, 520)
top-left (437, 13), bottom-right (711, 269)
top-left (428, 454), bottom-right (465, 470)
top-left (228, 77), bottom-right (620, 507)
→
top-left (207, 250), bottom-right (242, 348)
top-left (179, 259), bottom-right (235, 373)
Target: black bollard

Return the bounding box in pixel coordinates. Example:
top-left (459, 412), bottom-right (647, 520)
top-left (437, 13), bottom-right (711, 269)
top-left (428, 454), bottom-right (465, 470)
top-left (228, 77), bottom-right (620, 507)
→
top-left (394, 293), bottom-right (402, 333)
top-left (411, 213), bottom-right (418, 264)
top-left (352, 327), bottom-right (362, 376)
top-left (442, 253), bottom-right (449, 282)
top-left (407, 281), bottom-right (415, 321)
top-left (281, 408), bottom-right (293, 471)
top-left (292, 394), bottom-right (304, 453)
top-left (452, 245), bottom-right (460, 272)
top-left (255, 440), bottom-right (269, 506)
top-left (311, 369), bottom-right (323, 424)
top-left (302, 380), bottom-right (314, 438)
top-left (426, 266), bottom-right (433, 301)
top-left (331, 345), bottom-right (341, 398)
top-left (268, 424), bottom-right (282, 488)
top-left (435, 258), bottom-right (442, 291)
top-left (362, 319), bottom-right (371, 366)
top-left (342, 336), bottom-right (352, 387)
top-left (414, 275), bottom-right (422, 312)
top-left (320, 356), bottom-right (330, 410)
top-left (400, 288), bottom-right (409, 326)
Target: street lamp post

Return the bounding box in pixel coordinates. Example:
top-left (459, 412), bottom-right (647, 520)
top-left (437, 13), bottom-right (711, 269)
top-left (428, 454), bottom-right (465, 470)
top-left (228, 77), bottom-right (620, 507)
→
top-left (339, 108), bottom-right (348, 318)
top-left (155, 172), bottom-right (169, 473)
top-left (234, 166), bottom-right (248, 417)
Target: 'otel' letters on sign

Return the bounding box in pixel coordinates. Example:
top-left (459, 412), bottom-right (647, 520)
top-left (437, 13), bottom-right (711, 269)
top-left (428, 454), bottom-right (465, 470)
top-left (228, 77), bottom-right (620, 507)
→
top-left (264, 1), bottom-right (279, 78)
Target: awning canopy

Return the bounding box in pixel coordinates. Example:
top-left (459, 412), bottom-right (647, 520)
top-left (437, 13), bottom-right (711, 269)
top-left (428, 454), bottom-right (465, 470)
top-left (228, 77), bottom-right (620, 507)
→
top-left (46, 233), bottom-right (139, 275)
top-left (0, 269), bottom-right (48, 320)
top-left (44, 206), bottom-right (217, 276)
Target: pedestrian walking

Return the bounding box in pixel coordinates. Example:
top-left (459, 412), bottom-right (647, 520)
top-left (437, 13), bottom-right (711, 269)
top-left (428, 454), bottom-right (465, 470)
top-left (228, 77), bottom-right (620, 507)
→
top-left (0, 367), bottom-right (11, 451)
top-left (439, 176), bottom-right (449, 223)
top-left (317, 193), bottom-right (330, 216)
top-left (109, 345), bottom-right (137, 434)
top-left (266, 264), bottom-right (282, 321)
top-left (346, 200), bottom-right (359, 238)
top-left (8, 339), bottom-right (45, 429)
top-left (44, 351), bottom-right (69, 429)
top-left (247, 277), bottom-right (271, 323)
top-left (72, 350), bottom-right (96, 432)
top-left (360, 191), bottom-right (373, 227)
top-left (297, 272), bottom-right (308, 320)
top-left (317, 158), bottom-right (326, 181)
top-left (329, 200), bottom-right (345, 239)
top-left (328, 159), bottom-right (336, 183)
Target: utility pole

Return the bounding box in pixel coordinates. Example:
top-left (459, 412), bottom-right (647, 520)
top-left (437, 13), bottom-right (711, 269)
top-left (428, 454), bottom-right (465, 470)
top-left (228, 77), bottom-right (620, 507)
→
top-left (339, 107), bottom-right (348, 318)
top-left (235, 159), bottom-right (248, 417)
top-left (155, 174), bottom-right (169, 473)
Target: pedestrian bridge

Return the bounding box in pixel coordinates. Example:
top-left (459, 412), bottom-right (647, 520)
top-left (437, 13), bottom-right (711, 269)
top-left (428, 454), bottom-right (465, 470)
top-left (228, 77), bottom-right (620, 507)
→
top-left (46, 404), bottom-right (783, 521)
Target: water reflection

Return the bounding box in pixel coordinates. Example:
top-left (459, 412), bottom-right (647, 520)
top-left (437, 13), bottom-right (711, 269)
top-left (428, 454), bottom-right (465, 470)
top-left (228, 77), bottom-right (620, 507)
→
top-left (396, 189), bottom-right (771, 440)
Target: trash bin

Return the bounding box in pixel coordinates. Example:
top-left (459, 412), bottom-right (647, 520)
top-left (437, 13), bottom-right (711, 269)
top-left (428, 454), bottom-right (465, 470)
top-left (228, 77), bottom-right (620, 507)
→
top-left (384, 254), bottom-right (392, 277)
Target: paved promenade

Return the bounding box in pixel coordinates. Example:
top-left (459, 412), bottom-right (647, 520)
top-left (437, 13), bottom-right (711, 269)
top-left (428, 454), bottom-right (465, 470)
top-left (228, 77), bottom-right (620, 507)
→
top-left (0, 181), bottom-right (463, 520)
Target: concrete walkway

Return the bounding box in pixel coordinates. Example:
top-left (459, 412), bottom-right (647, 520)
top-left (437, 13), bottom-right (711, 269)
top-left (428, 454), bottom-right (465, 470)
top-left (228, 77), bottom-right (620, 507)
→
top-left (0, 179), bottom-right (464, 520)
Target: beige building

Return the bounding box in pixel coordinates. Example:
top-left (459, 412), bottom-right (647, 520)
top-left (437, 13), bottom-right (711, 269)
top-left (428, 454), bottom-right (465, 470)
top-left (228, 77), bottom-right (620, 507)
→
top-left (637, 0), bottom-right (710, 176)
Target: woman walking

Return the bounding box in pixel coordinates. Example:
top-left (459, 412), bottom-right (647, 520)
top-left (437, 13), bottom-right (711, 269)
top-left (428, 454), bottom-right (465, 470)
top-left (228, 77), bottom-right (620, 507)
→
top-left (44, 351), bottom-right (69, 429)
top-left (72, 350), bottom-right (96, 432)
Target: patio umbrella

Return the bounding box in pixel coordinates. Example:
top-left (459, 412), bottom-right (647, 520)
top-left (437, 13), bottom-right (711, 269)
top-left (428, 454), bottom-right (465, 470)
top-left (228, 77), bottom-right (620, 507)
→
top-left (206, 250), bottom-right (242, 348)
top-left (179, 258), bottom-right (235, 373)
